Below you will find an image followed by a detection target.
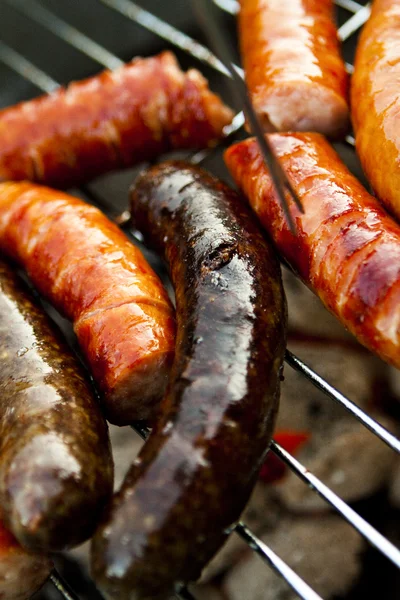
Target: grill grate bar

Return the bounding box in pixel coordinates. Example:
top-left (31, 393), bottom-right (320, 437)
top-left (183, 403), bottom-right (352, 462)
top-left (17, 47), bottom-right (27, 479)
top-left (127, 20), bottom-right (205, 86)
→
top-left (271, 441), bottom-right (400, 569)
top-left (49, 570), bottom-right (81, 600)
top-left (0, 40), bottom-right (58, 93)
top-left (338, 3), bottom-right (371, 41)
top-left (235, 523), bottom-right (323, 600)
top-left (285, 350), bottom-right (400, 454)
top-left (4, 0), bottom-right (124, 70)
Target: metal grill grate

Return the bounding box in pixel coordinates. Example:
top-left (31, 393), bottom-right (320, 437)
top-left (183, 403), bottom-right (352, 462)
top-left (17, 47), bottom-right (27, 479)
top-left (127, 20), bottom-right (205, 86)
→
top-left (0, 1), bottom-right (398, 599)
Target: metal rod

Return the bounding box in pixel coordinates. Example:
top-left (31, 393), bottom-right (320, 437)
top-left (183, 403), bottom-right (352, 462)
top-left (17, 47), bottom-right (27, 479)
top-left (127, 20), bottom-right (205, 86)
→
top-left (0, 40), bottom-right (58, 93)
top-left (338, 4), bottom-right (371, 41)
top-left (49, 570), bottom-right (81, 600)
top-left (285, 350), bottom-right (400, 454)
top-left (235, 524), bottom-right (323, 600)
top-left (271, 441), bottom-right (400, 569)
top-left (5, 0), bottom-right (123, 70)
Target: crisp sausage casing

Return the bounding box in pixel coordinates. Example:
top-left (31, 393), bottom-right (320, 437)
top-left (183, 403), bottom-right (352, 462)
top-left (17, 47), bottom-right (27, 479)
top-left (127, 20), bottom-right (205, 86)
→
top-left (0, 183), bottom-right (176, 425)
top-left (239, 0), bottom-right (349, 137)
top-left (0, 51), bottom-right (233, 189)
top-left (0, 515), bottom-right (52, 600)
top-left (225, 133), bottom-right (400, 370)
top-left (91, 161), bottom-right (287, 599)
top-left (351, 0), bottom-right (400, 221)
top-left (0, 259), bottom-right (113, 551)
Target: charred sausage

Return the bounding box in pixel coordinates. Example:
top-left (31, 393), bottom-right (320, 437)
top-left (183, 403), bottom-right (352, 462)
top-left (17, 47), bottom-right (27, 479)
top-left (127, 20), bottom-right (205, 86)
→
top-left (238, 0), bottom-right (349, 137)
top-left (0, 183), bottom-right (176, 425)
top-left (225, 132), bottom-right (400, 369)
top-left (0, 513), bottom-right (52, 600)
top-left (91, 161), bottom-right (287, 599)
top-left (0, 51), bottom-right (233, 189)
top-left (0, 258), bottom-right (113, 551)
top-left (351, 0), bottom-right (400, 221)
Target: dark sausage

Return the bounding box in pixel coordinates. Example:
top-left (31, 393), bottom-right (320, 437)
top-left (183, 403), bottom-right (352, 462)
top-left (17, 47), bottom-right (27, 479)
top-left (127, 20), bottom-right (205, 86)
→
top-left (225, 132), bottom-right (400, 369)
top-left (0, 258), bottom-right (113, 551)
top-left (239, 0), bottom-right (349, 137)
top-left (0, 51), bottom-right (233, 189)
top-left (351, 0), bottom-right (400, 220)
top-left (0, 512), bottom-right (52, 600)
top-left (91, 161), bottom-right (287, 599)
top-left (0, 183), bottom-right (176, 425)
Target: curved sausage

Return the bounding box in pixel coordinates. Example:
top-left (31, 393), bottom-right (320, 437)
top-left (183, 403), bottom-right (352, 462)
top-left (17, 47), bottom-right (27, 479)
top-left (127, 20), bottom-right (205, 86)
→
top-left (0, 183), bottom-right (176, 425)
top-left (0, 51), bottom-right (233, 189)
top-left (239, 0), bottom-right (349, 137)
top-left (91, 161), bottom-right (287, 599)
top-left (225, 132), bottom-right (400, 370)
top-left (0, 514), bottom-right (52, 600)
top-left (0, 259), bottom-right (113, 551)
top-left (351, 0), bottom-right (400, 221)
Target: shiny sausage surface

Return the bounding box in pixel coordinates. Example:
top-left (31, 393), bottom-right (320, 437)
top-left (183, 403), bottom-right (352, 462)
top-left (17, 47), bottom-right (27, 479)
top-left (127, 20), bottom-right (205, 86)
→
top-left (351, 0), bottom-right (400, 221)
top-left (91, 161), bottom-right (287, 599)
top-left (0, 514), bottom-right (52, 600)
top-left (0, 259), bottom-right (113, 551)
top-left (239, 0), bottom-right (349, 137)
top-left (0, 51), bottom-right (233, 189)
top-left (0, 183), bottom-right (176, 425)
top-left (225, 132), bottom-right (400, 369)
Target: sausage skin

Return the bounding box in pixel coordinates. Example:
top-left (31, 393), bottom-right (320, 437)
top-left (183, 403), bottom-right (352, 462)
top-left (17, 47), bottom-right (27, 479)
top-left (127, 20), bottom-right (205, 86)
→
top-left (0, 513), bottom-right (52, 600)
top-left (0, 259), bottom-right (113, 551)
top-left (91, 162), bottom-right (287, 599)
top-left (0, 183), bottom-right (176, 425)
top-left (239, 0), bottom-right (349, 137)
top-left (225, 132), bottom-right (400, 369)
top-left (352, 0), bottom-right (400, 221)
top-left (0, 51), bottom-right (233, 189)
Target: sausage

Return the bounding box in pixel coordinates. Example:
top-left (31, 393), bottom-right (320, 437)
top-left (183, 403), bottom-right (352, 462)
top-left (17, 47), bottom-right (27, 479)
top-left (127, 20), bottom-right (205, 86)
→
top-left (0, 258), bottom-right (113, 551)
top-left (0, 51), bottom-right (233, 189)
top-left (238, 0), bottom-right (349, 137)
top-left (0, 183), bottom-right (176, 425)
top-left (91, 161), bottom-right (287, 600)
top-left (0, 513), bottom-right (52, 600)
top-left (225, 132), bottom-right (400, 369)
top-left (351, 0), bottom-right (400, 220)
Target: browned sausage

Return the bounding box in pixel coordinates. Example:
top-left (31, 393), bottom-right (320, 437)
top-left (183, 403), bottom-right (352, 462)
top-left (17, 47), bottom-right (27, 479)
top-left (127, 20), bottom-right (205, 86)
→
top-left (239, 0), bottom-right (349, 137)
top-left (91, 161), bottom-right (287, 600)
top-left (0, 51), bottom-right (233, 189)
top-left (0, 513), bottom-right (52, 600)
top-left (0, 258), bottom-right (113, 551)
top-left (225, 132), bottom-right (400, 369)
top-left (0, 183), bottom-right (176, 425)
top-left (351, 0), bottom-right (400, 221)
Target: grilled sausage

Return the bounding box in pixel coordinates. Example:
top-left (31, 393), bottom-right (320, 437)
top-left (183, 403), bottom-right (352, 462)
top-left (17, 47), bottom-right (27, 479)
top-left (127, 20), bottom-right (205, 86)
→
top-left (0, 183), bottom-right (176, 425)
top-left (225, 132), bottom-right (400, 369)
top-left (91, 161), bottom-right (287, 600)
top-left (0, 513), bottom-right (52, 600)
top-left (352, 0), bottom-right (400, 220)
top-left (238, 0), bottom-right (349, 137)
top-left (0, 258), bottom-right (113, 551)
top-left (0, 51), bottom-right (233, 189)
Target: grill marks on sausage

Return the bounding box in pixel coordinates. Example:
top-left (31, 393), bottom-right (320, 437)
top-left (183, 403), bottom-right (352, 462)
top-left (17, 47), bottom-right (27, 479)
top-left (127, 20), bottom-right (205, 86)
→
top-left (225, 132), bottom-right (400, 368)
top-left (0, 52), bottom-right (233, 189)
top-left (0, 182), bottom-right (176, 424)
top-left (91, 161), bottom-right (286, 600)
top-left (0, 259), bottom-right (113, 552)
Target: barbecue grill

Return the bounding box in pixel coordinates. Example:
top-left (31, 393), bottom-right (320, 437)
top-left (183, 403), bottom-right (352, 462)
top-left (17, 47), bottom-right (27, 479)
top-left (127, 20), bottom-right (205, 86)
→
top-left (0, 1), bottom-right (399, 599)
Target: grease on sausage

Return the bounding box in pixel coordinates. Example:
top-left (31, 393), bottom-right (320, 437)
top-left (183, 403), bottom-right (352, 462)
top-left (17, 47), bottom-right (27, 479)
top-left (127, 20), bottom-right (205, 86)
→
top-left (0, 184), bottom-right (176, 425)
top-left (225, 132), bottom-right (400, 369)
top-left (0, 51), bottom-right (233, 189)
top-left (239, 0), bottom-right (349, 137)
top-left (91, 161), bottom-right (287, 599)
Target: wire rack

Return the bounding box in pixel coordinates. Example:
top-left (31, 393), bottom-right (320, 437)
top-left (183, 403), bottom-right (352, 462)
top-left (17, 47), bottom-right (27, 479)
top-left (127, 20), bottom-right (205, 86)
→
top-left (0, 1), bottom-right (398, 599)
